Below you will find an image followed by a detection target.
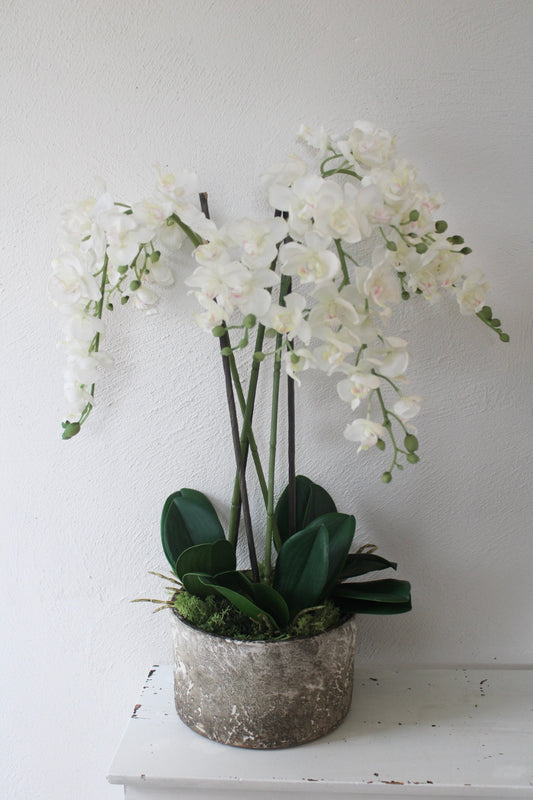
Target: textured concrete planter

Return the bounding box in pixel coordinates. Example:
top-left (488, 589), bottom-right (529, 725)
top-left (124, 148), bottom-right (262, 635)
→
top-left (170, 610), bottom-right (357, 749)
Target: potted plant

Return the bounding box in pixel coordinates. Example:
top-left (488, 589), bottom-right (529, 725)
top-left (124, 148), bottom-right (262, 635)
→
top-left (50, 119), bottom-right (507, 748)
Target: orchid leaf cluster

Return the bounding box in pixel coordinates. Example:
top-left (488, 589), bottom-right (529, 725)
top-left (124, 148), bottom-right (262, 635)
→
top-left (161, 479), bottom-right (410, 634)
top-left (50, 119), bottom-right (508, 631)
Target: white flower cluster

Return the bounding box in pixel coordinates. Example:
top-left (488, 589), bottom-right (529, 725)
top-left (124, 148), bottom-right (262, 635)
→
top-left (51, 121), bottom-right (503, 471)
top-left (183, 121), bottom-right (491, 469)
top-left (49, 168), bottom-right (215, 425)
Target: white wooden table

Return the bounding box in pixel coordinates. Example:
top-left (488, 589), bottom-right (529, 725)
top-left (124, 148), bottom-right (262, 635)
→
top-left (107, 664), bottom-right (533, 799)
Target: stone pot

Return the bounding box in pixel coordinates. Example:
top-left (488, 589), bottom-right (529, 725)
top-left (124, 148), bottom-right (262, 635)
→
top-left (170, 609), bottom-right (357, 749)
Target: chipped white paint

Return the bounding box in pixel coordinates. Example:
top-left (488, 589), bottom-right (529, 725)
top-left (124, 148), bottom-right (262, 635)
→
top-left (108, 664), bottom-right (533, 798)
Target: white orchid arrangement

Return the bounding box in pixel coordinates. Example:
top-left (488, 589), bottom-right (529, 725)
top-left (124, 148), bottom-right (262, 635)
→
top-left (49, 121), bottom-right (507, 633)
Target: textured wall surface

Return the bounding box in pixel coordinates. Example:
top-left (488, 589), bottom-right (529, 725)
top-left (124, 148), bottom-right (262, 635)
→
top-left (2, 1), bottom-right (532, 798)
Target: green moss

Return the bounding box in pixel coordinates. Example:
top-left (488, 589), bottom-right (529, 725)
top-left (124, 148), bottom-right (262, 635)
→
top-left (173, 591), bottom-right (344, 640)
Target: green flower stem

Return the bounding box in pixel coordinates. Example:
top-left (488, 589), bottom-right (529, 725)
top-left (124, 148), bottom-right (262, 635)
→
top-left (287, 345), bottom-right (296, 538)
top-left (322, 166), bottom-right (363, 181)
top-left (169, 213), bottom-right (203, 248)
top-left (265, 274), bottom-right (292, 580)
top-left (228, 213), bottom-right (288, 551)
top-left (373, 370), bottom-right (402, 396)
top-left (227, 330), bottom-right (271, 546)
top-left (334, 239), bottom-right (350, 287)
top-left (198, 192), bottom-right (259, 580)
top-left (319, 152), bottom-right (344, 174)
top-left (220, 330), bottom-right (260, 581)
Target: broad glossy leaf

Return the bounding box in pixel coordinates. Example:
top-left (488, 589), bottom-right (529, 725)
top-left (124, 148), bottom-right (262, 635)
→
top-left (273, 523), bottom-right (329, 617)
top-left (175, 540), bottom-right (236, 582)
top-left (340, 553), bottom-right (397, 580)
top-left (334, 579), bottom-right (412, 615)
top-left (211, 572), bottom-right (290, 628)
top-left (197, 573), bottom-right (280, 630)
top-left (336, 598), bottom-right (412, 615)
top-left (181, 571), bottom-right (215, 598)
top-left (275, 476), bottom-right (337, 545)
top-left (248, 581), bottom-right (290, 629)
top-left (161, 489), bottom-right (225, 571)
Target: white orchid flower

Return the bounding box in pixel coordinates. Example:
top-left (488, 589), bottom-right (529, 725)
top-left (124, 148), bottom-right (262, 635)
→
top-left (260, 155), bottom-right (307, 190)
top-left (366, 336), bottom-right (409, 380)
top-left (64, 381), bottom-right (95, 416)
top-left (185, 261), bottom-right (249, 302)
top-left (48, 252), bottom-right (102, 309)
top-left (283, 347), bottom-right (316, 385)
top-left (228, 267), bottom-right (279, 318)
top-left (337, 120), bottom-right (395, 169)
top-left (393, 395), bottom-right (423, 422)
top-left (98, 208), bottom-right (152, 267)
top-left (224, 217), bottom-right (288, 269)
top-left (312, 334), bottom-right (354, 374)
top-left (310, 282), bottom-right (362, 331)
top-left (268, 173), bottom-right (324, 238)
top-left (297, 124), bottom-right (330, 155)
top-left (155, 166), bottom-right (199, 204)
top-left (337, 369), bottom-right (381, 410)
top-left (192, 294), bottom-right (229, 330)
top-left (455, 270), bottom-right (490, 315)
top-left (363, 261), bottom-right (402, 316)
top-left (132, 198), bottom-right (174, 230)
top-left (279, 233), bottom-right (339, 285)
top-left (344, 418), bottom-right (388, 452)
top-left (261, 292), bottom-right (311, 345)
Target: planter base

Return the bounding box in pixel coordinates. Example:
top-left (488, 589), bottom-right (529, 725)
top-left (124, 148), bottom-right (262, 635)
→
top-left (171, 611), bottom-right (357, 749)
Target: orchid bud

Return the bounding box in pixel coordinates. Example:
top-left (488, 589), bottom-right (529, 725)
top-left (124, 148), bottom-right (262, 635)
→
top-left (404, 434), bottom-right (419, 452)
top-left (221, 347), bottom-right (232, 357)
top-left (121, 295), bottom-right (129, 305)
top-left (150, 251), bottom-right (160, 263)
top-left (415, 243), bottom-right (428, 254)
top-left (61, 421), bottom-right (80, 440)
top-left (407, 453), bottom-right (420, 464)
top-left (386, 241), bottom-right (397, 251)
top-left (409, 209), bottom-right (419, 221)
top-left (117, 265), bottom-right (129, 274)
top-left (376, 439), bottom-right (386, 451)
top-left (130, 280), bottom-right (141, 291)
top-left (254, 352), bottom-right (266, 362)
top-left (460, 247), bottom-right (472, 255)
top-left (243, 314), bottom-right (256, 329)
top-left (401, 290), bottom-right (410, 301)
top-left (435, 220), bottom-right (448, 233)
top-left (381, 471), bottom-right (392, 483)
top-left (212, 325), bottom-right (226, 338)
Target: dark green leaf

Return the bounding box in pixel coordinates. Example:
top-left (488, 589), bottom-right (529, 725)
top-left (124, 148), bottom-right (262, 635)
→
top-left (273, 523), bottom-right (329, 617)
top-left (335, 578), bottom-right (411, 603)
top-left (340, 553), bottom-right (397, 580)
top-left (196, 573), bottom-right (280, 630)
top-left (339, 598), bottom-right (412, 614)
top-left (248, 581), bottom-right (290, 629)
top-left (175, 540), bottom-right (236, 581)
top-left (161, 489), bottom-right (225, 570)
top-left (181, 572), bottom-right (215, 598)
top-left (275, 475), bottom-right (337, 545)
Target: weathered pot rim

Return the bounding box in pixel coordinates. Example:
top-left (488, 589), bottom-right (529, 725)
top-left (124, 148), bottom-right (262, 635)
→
top-left (170, 605), bottom-right (356, 646)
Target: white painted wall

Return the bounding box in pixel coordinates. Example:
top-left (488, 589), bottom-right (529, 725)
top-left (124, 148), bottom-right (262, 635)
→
top-left (2, 1), bottom-right (531, 797)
